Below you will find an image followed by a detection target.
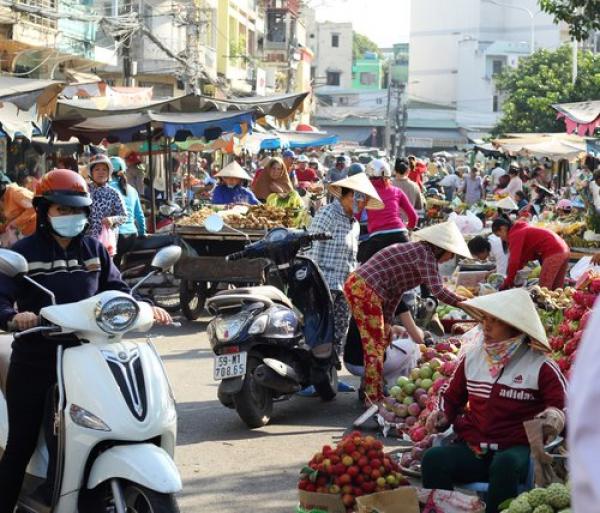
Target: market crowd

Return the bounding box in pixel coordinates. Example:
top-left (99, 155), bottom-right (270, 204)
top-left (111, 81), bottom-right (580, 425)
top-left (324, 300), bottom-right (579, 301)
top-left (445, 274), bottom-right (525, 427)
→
top-left (1, 144), bottom-right (600, 513)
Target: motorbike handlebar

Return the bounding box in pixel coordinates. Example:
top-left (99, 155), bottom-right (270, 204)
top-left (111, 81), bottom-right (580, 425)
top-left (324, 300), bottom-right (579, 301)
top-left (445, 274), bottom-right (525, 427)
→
top-left (226, 251), bottom-right (245, 262)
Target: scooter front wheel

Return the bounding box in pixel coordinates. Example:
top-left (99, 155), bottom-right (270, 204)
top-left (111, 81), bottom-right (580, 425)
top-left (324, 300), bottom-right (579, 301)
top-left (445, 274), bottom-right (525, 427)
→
top-left (118, 482), bottom-right (180, 513)
top-left (233, 357), bottom-right (273, 428)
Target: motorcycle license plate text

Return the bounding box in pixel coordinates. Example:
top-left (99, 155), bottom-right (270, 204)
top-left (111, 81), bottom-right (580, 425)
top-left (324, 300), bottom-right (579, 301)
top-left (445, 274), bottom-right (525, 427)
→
top-left (213, 352), bottom-right (247, 381)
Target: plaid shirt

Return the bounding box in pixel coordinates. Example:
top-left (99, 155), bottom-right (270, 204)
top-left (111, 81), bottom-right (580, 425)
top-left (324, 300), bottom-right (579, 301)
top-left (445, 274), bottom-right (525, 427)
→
top-left (356, 241), bottom-right (461, 321)
top-left (305, 200), bottom-right (359, 291)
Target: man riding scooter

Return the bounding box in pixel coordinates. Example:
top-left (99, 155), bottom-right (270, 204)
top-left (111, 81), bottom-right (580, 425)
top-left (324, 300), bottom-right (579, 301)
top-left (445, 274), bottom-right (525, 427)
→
top-left (0, 169), bottom-right (171, 512)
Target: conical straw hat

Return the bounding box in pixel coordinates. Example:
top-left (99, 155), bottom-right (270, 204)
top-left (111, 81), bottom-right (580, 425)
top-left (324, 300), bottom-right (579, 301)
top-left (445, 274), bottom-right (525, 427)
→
top-left (216, 161), bottom-right (252, 181)
top-left (496, 196), bottom-right (518, 210)
top-left (412, 220), bottom-right (473, 260)
top-left (461, 288), bottom-right (549, 350)
top-left (328, 172), bottom-right (384, 210)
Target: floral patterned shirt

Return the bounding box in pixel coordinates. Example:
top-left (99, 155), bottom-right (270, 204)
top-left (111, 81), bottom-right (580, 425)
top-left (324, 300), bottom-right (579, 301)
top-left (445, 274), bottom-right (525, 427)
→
top-left (88, 183), bottom-right (127, 238)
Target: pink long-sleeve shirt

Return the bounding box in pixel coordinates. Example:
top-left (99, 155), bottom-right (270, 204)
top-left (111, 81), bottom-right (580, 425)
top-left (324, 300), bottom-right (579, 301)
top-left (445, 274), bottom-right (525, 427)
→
top-left (366, 179), bottom-right (418, 235)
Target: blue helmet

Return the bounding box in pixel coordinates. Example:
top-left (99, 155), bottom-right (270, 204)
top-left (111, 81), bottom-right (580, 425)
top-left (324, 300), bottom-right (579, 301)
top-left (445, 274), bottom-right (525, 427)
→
top-left (348, 163), bottom-right (365, 176)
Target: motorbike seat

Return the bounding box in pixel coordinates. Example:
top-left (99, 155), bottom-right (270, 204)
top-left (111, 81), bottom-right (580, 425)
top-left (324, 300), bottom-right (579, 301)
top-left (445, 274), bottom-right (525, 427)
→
top-left (132, 234), bottom-right (179, 251)
top-left (0, 334), bottom-right (12, 395)
top-left (213, 286), bottom-right (293, 309)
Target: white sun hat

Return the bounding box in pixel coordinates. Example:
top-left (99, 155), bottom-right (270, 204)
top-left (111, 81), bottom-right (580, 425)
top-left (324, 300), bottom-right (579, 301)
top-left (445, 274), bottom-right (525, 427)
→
top-left (412, 220), bottom-right (473, 260)
top-left (328, 172), bottom-right (384, 210)
top-left (496, 196), bottom-right (518, 211)
top-left (461, 288), bottom-right (549, 350)
top-left (216, 161), bottom-right (252, 181)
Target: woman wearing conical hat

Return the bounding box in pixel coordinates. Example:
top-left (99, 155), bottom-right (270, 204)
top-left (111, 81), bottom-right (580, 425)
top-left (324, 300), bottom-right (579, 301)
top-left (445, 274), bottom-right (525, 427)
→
top-left (422, 289), bottom-right (566, 513)
top-left (306, 173), bottom-right (383, 353)
top-left (343, 220), bottom-right (472, 406)
top-left (211, 161), bottom-right (259, 206)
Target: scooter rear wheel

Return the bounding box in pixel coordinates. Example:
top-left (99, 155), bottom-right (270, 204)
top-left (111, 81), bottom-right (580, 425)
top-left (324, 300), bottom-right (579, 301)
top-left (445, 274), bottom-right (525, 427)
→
top-left (233, 357), bottom-right (273, 428)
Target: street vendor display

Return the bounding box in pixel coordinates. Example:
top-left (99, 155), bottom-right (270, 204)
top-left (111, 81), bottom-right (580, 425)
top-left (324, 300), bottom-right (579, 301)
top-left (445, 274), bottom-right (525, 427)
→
top-left (504, 483), bottom-right (571, 513)
top-left (211, 161), bottom-right (259, 206)
top-left (297, 431), bottom-right (410, 513)
top-left (422, 289), bottom-right (567, 513)
top-left (344, 221), bottom-right (472, 408)
top-left (492, 218), bottom-right (570, 291)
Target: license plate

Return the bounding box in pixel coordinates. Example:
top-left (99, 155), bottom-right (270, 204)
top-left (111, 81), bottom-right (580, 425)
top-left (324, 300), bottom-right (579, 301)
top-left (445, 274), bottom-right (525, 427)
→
top-left (213, 352), bottom-right (247, 381)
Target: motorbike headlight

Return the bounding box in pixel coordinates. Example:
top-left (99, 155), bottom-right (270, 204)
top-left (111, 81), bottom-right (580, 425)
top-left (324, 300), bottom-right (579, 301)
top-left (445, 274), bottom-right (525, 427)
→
top-left (212, 312), bottom-right (251, 342)
top-left (248, 314), bottom-right (269, 335)
top-left (263, 307), bottom-right (299, 339)
top-left (70, 404), bottom-right (111, 431)
top-left (95, 297), bottom-right (139, 334)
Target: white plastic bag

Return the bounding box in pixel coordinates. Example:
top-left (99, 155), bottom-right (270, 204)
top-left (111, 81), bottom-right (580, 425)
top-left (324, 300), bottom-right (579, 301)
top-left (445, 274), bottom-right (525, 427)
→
top-left (384, 338), bottom-right (420, 385)
top-left (447, 211), bottom-right (483, 235)
top-left (570, 256), bottom-right (600, 281)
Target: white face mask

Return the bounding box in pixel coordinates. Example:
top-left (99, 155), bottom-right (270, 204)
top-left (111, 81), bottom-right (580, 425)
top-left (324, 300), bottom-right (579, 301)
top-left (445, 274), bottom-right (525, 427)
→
top-left (49, 213), bottom-right (88, 238)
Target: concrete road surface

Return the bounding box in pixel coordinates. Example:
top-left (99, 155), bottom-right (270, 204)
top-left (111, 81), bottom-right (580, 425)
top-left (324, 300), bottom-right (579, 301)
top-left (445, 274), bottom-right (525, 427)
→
top-left (150, 317), bottom-right (366, 513)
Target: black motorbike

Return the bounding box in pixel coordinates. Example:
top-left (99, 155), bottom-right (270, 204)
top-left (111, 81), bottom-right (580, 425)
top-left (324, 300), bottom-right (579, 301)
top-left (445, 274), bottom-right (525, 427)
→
top-left (205, 227), bottom-right (339, 428)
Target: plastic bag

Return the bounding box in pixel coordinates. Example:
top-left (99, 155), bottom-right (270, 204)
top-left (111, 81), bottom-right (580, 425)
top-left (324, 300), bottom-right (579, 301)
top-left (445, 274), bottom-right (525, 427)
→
top-left (447, 211), bottom-right (483, 235)
top-left (570, 256), bottom-right (600, 281)
top-left (418, 489), bottom-right (485, 513)
top-left (384, 338), bottom-right (420, 385)
top-left (99, 225), bottom-right (117, 257)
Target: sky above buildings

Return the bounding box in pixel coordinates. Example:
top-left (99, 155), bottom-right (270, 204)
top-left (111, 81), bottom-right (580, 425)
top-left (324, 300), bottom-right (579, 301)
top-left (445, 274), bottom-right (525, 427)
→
top-left (313, 0), bottom-right (410, 47)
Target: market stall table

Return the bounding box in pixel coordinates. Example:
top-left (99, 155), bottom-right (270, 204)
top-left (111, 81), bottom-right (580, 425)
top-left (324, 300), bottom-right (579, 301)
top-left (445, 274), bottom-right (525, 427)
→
top-left (174, 224), bottom-right (270, 320)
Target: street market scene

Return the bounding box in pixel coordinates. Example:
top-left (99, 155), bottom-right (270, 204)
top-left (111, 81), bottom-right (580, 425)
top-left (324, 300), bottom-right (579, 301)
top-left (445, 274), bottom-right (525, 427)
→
top-left (3, 0), bottom-right (600, 512)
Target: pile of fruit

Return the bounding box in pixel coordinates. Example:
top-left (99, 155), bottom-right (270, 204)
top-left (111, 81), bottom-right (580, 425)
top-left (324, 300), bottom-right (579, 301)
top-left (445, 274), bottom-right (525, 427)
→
top-left (177, 205), bottom-right (296, 230)
top-left (547, 274), bottom-right (600, 377)
top-left (504, 482), bottom-right (571, 513)
top-left (530, 286), bottom-right (574, 311)
top-left (176, 207), bottom-right (214, 226)
top-left (375, 340), bottom-right (461, 472)
top-left (298, 432), bottom-right (408, 512)
top-left (223, 205), bottom-right (296, 229)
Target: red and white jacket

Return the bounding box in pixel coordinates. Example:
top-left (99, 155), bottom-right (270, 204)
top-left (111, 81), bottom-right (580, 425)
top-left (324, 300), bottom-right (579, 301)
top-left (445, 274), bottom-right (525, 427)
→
top-left (438, 341), bottom-right (567, 449)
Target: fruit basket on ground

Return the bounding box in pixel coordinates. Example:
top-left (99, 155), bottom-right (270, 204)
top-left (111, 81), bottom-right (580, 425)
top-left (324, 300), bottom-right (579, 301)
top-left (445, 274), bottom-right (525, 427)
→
top-left (502, 482), bottom-right (571, 513)
top-left (297, 432), bottom-right (410, 513)
top-left (375, 340), bottom-right (462, 474)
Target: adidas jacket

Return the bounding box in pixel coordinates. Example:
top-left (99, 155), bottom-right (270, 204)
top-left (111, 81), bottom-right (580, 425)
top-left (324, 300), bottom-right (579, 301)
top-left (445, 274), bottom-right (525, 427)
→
top-left (438, 341), bottom-right (567, 449)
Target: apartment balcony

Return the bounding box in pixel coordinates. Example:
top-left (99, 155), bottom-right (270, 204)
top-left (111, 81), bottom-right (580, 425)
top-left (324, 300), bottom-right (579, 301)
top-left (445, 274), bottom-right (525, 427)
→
top-left (263, 0), bottom-right (299, 15)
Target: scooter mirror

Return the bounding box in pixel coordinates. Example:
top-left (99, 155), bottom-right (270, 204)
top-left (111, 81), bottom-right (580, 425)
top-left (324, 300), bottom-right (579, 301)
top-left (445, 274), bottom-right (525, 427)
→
top-left (151, 245), bottom-right (182, 271)
top-left (204, 214), bottom-right (224, 233)
top-left (0, 248), bottom-right (28, 277)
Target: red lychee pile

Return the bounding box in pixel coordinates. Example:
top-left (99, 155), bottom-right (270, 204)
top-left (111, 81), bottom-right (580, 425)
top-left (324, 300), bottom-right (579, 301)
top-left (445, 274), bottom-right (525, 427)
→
top-left (298, 432), bottom-right (408, 512)
top-left (548, 274), bottom-right (600, 378)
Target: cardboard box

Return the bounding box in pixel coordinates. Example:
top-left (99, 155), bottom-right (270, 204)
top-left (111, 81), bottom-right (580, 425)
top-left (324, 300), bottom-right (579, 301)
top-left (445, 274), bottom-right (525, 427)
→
top-left (298, 490), bottom-right (346, 513)
top-left (356, 487), bottom-right (420, 513)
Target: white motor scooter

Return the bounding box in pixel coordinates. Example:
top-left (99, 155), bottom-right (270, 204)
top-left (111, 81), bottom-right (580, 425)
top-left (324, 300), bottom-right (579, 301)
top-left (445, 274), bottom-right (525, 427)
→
top-left (0, 246), bottom-right (183, 513)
